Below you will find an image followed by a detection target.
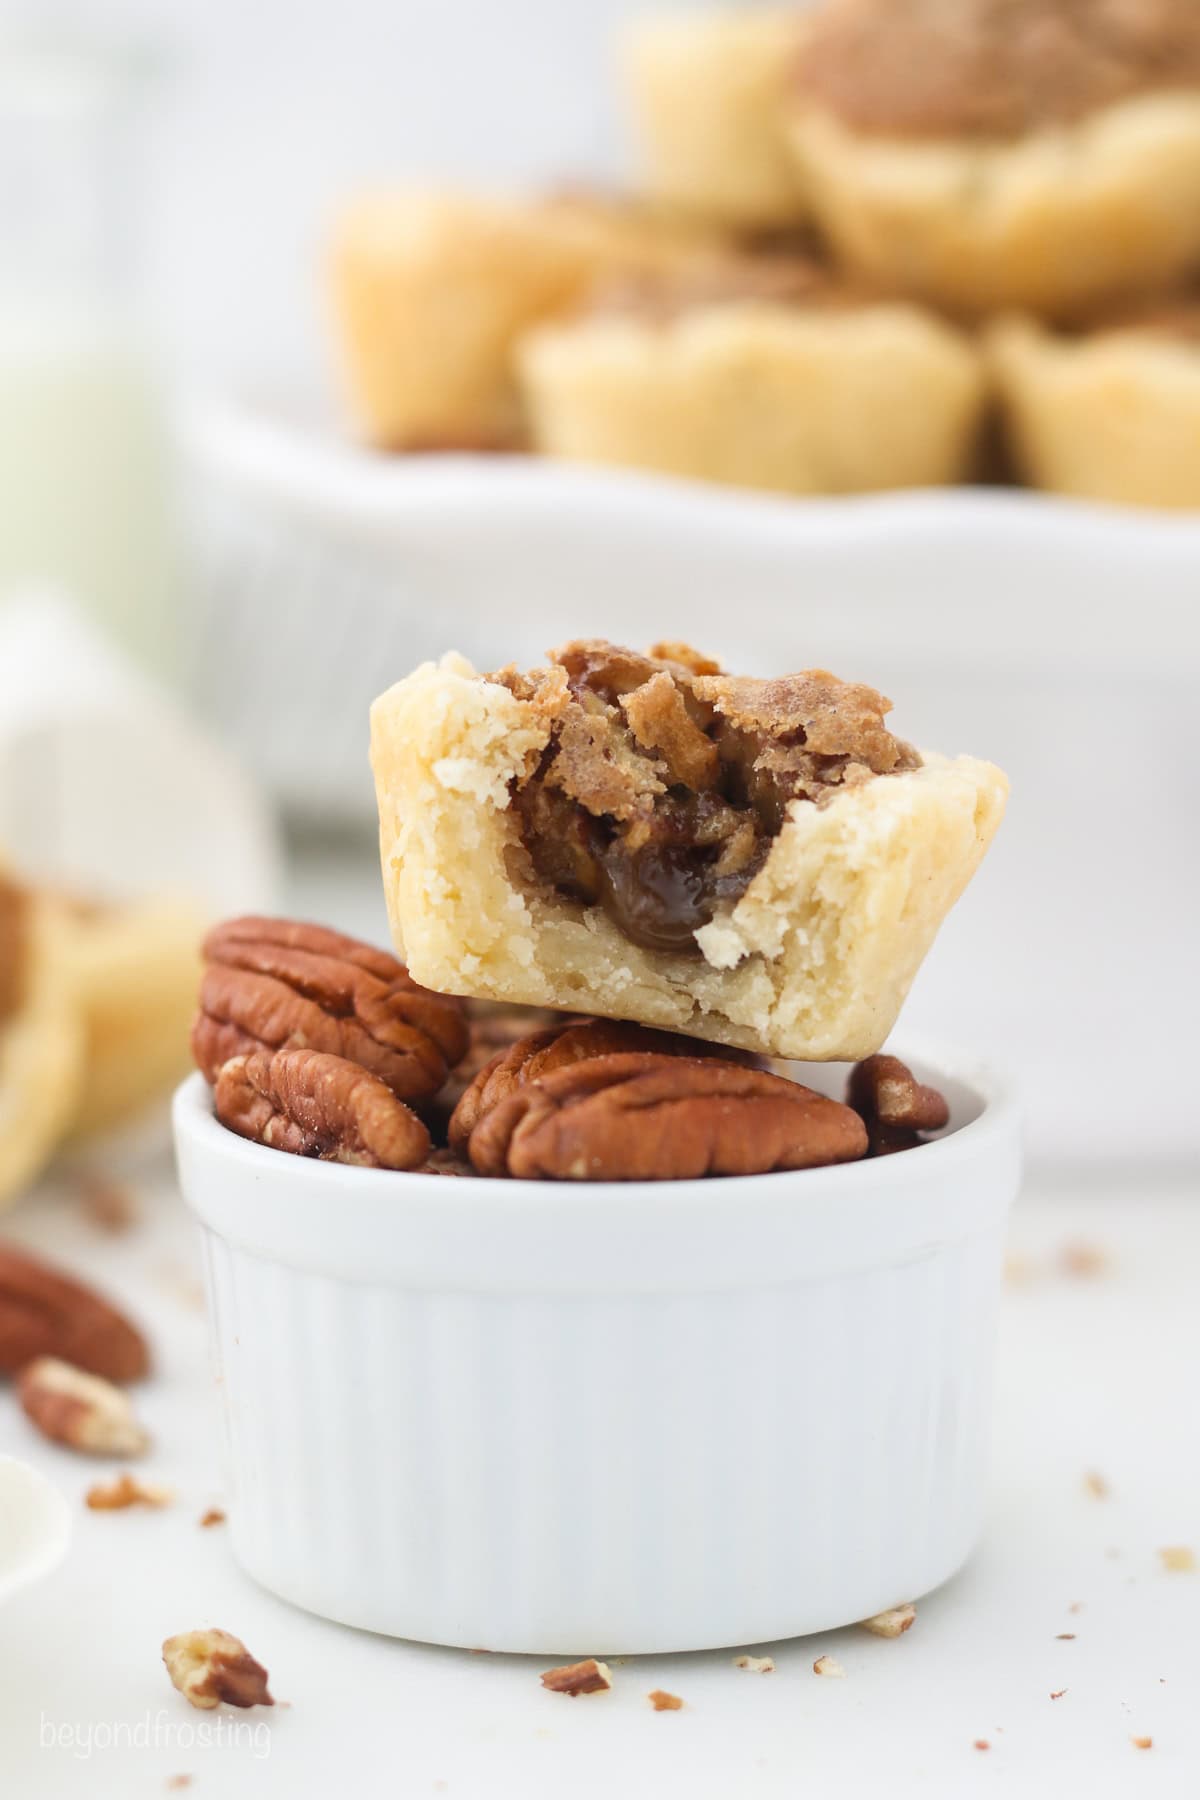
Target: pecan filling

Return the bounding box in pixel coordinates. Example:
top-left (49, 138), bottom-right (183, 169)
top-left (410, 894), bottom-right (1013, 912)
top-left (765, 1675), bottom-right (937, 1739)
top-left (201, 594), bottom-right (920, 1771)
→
top-left (0, 875), bottom-right (28, 1024)
top-left (796, 0), bottom-right (1200, 140)
top-left (498, 641), bottom-right (919, 956)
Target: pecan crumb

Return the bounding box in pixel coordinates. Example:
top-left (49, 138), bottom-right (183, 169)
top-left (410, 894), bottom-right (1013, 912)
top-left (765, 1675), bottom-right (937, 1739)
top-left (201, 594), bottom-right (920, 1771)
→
top-left (1068, 1602), bottom-right (1084, 1614)
top-left (974, 1739), bottom-right (990, 1752)
top-left (18, 1357), bottom-right (149, 1457)
top-left (1056, 1633), bottom-right (1077, 1640)
top-left (861, 1604), bottom-right (916, 1638)
top-left (540, 1659), bottom-right (612, 1697)
top-left (86, 1471), bottom-right (173, 1511)
top-left (1159, 1546), bottom-right (1196, 1573)
top-left (1050, 1689), bottom-right (1067, 1700)
top-left (1083, 1470), bottom-right (1110, 1500)
top-left (733, 1654), bottom-right (775, 1673)
top-left (1131, 1736), bottom-right (1153, 1750)
top-left (199, 1507), bottom-right (227, 1529)
top-left (1059, 1241), bottom-right (1110, 1279)
top-left (165, 1779), bottom-right (192, 1792)
top-left (647, 1689), bottom-right (684, 1711)
top-left (163, 1629), bottom-right (273, 1711)
top-left (78, 1174), bottom-right (139, 1234)
top-left (813, 1654), bottom-right (846, 1678)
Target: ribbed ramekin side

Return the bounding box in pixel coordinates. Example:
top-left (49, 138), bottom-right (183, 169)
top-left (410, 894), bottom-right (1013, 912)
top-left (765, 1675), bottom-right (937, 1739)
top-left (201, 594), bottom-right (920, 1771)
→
top-left (199, 1221), bottom-right (1006, 1655)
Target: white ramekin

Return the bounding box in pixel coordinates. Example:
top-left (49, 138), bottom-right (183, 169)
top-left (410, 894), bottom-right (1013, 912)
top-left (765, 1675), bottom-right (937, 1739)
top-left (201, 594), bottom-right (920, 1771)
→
top-left (173, 1040), bottom-right (1019, 1655)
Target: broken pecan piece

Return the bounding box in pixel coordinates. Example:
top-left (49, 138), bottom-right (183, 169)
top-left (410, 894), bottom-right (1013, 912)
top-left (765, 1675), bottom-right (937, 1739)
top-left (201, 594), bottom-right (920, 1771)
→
top-left (449, 1016), bottom-right (718, 1155)
top-left (192, 915), bottom-right (468, 1105)
top-left (846, 1054), bottom-right (950, 1156)
top-left (162, 1629), bottom-right (274, 1710)
top-left (18, 1356), bottom-right (150, 1455)
top-left (214, 1048), bottom-right (431, 1169)
top-left (467, 1053), bottom-right (868, 1180)
top-left (0, 1244), bottom-right (148, 1381)
top-left (540, 1658), bottom-right (613, 1696)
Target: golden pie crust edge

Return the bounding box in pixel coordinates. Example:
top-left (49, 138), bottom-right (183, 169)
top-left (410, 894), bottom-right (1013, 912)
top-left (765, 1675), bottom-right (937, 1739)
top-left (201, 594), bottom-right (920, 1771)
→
top-left (990, 315), bottom-right (1200, 509)
top-left (370, 657), bottom-right (1008, 1062)
top-left (0, 893), bottom-right (85, 1210)
top-left (622, 9), bottom-right (809, 229)
top-left (786, 92), bottom-right (1200, 321)
top-left (518, 300), bottom-right (985, 495)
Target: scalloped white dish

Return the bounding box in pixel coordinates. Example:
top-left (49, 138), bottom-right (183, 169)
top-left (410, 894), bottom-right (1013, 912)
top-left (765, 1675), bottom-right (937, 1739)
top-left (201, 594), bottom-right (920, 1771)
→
top-left (181, 399), bottom-right (1200, 1174)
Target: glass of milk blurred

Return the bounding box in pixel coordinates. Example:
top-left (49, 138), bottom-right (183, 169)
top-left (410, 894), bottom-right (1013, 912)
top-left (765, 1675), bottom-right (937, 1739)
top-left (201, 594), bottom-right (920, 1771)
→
top-left (0, 42), bottom-right (175, 675)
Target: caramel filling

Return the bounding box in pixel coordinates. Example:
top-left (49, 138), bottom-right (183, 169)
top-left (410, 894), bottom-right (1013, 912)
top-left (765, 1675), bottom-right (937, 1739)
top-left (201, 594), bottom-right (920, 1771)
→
top-left (795, 0), bottom-right (1200, 140)
top-left (0, 876), bottom-right (29, 1024)
top-left (498, 641), bottom-right (919, 955)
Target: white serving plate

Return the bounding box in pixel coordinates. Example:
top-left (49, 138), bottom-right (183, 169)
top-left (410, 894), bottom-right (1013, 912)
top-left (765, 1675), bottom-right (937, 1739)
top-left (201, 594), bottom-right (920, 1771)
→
top-left (175, 1040), bottom-right (1019, 1655)
top-left (180, 400), bottom-right (1200, 1174)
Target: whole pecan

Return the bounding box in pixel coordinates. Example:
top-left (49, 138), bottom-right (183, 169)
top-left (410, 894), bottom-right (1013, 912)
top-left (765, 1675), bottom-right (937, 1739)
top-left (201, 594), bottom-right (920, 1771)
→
top-left (215, 1047), bottom-right (432, 1170)
top-left (847, 1054), bottom-right (950, 1156)
top-left (449, 1016), bottom-right (711, 1155)
top-left (192, 916), bottom-right (469, 1105)
top-left (467, 1053), bottom-right (868, 1180)
top-left (0, 1243), bottom-right (149, 1382)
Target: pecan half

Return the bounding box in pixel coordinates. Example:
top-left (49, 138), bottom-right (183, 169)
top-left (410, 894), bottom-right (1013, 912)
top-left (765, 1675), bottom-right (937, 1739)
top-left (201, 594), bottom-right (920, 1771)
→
top-left (162, 1629), bottom-right (274, 1710)
top-left (467, 1053), bottom-right (868, 1180)
top-left (846, 1054), bottom-right (950, 1156)
top-left (192, 916), bottom-right (468, 1105)
top-left (214, 1048), bottom-right (431, 1170)
top-left (18, 1356), bottom-right (150, 1455)
top-left (449, 1016), bottom-right (716, 1155)
top-left (0, 1244), bottom-right (148, 1381)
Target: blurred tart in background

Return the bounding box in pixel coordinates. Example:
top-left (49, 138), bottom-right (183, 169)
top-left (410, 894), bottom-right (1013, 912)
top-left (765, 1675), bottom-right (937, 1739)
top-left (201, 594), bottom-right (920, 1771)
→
top-left (787, 0), bottom-right (1200, 321)
top-left (517, 253), bottom-right (985, 495)
top-left (990, 300), bottom-right (1200, 508)
top-left (622, 8), bottom-right (809, 229)
top-left (329, 190), bottom-right (723, 450)
top-left (0, 872), bottom-right (84, 1211)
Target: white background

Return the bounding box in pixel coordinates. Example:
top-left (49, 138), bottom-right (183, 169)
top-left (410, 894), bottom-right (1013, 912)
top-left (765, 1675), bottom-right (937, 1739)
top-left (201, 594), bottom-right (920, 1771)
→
top-left (5, 0), bottom-right (752, 379)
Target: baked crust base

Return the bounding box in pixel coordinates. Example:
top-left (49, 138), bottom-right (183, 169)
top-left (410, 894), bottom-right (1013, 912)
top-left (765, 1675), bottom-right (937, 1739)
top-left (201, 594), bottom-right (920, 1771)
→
top-left (371, 658), bottom-right (1007, 1062)
top-left (787, 92), bottom-right (1200, 320)
top-left (622, 10), bottom-right (808, 228)
top-left (990, 316), bottom-right (1200, 508)
top-left (518, 301), bottom-right (985, 495)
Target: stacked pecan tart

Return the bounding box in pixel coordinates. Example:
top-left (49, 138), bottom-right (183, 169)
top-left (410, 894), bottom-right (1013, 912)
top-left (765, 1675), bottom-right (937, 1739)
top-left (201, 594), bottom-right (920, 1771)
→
top-left (193, 639), bottom-right (1005, 1183)
top-left (330, 0), bottom-right (1200, 509)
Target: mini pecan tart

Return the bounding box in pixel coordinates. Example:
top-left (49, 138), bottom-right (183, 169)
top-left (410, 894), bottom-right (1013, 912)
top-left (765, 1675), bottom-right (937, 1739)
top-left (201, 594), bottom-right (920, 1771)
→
top-left (622, 9), bottom-right (809, 228)
top-left (59, 895), bottom-right (205, 1142)
top-left (371, 641), bottom-right (1007, 1061)
top-left (990, 304), bottom-right (1200, 509)
top-left (330, 189), bottom-right (721, 450)
top-left (786, 0), bottom-right (1200, 320)
top-left (465, 1052), bottom-right (868, 1180)
top-left (518, 252), bottom-right (984, 495)
top-left (0, 872), bottom-right (85, 1210)
top-left (192, 915), bottom-right (469, 1105)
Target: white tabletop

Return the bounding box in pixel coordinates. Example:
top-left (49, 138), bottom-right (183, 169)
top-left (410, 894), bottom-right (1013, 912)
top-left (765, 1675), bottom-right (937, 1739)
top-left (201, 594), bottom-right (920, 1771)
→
top-left (1, 1162), bottom-right (1197, 1800)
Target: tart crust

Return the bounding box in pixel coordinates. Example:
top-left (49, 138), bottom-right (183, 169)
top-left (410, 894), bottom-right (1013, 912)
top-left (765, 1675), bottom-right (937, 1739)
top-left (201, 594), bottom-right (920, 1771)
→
top-left (787, 92), bottom-right (1200, 320)
top-left (518, 297), bottom-right (984, 495)
top-left (370, 656), bottom-right (1007, 1062)
top-left (990, 314), bottom-right (1200, 509)
top-left (622, 9), bottom-right (809, 228)
top-left (330, 190), bottom-right (720, 449)
top-left (0, 888), bottom-right (85, 1210)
